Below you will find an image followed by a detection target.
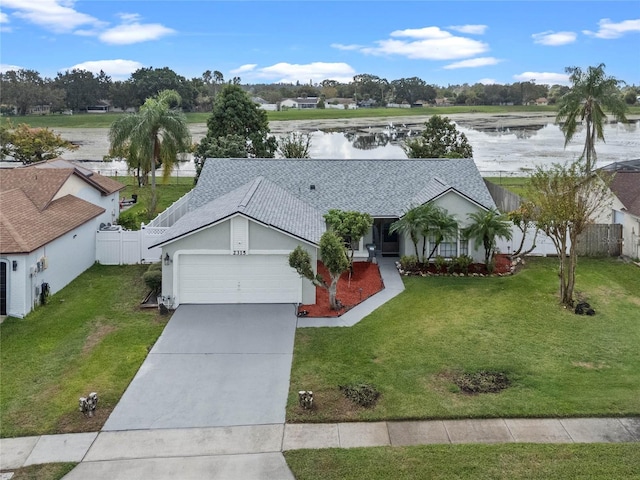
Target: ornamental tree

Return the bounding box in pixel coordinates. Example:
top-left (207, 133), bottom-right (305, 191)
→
top-left (289, 231), bottom-right (350, 311)
top-left (0, 120), bottom-right (78, 164)
top-left (528, 161), bottom-right (611, 306)
top-left (323, 209), bottom-right (373, 268)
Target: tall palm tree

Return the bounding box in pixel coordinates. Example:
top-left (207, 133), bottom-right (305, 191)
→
top-left (463, 208), bottom-right (513, 268)
top-left (109, 89), bottom-right (191, 214)
top-left (556, 63), bottom-right (627, 172)
top-left (424, 209), bottom-right (458, 261)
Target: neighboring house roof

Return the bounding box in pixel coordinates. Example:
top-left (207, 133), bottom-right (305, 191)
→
top-left (152, 176), bottom-right (326, 247)
top-left (601, 159), bottom-right (640, 172)
top-left (609, 171), bottom-right (640, 217)
top-left (25, 158), bottom-right (125, 195)
top-left (192, 158), bottom-right (496, 218)
top-left (283, 97), bottom-right (318, 105)
top-left (0, 188), bottom-right (104, 254)
top-left (0, 168), bottom-right (74, 210)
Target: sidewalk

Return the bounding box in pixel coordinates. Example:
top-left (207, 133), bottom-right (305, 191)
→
top-left (1, 418), bottom-right (639, 472)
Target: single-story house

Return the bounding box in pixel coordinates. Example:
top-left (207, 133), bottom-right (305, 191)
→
top-left (0, 159), bottom-right (124, 317)
top-left (151, 158), bottom-right (496, 309)
top-left (280, 97), bottom-right (319, 109)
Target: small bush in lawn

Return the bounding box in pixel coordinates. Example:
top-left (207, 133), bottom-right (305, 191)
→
top-left (453, 371), bottom-right (510, 394)
top-left (400, 255), bottom-right (419, 271)
top-left (142, 270), bottom-right (162, 294)
top-left (339, 383), bottom-right (380, 408)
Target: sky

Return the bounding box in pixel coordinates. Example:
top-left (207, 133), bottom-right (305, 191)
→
top-left (1, 1), bottom-right (639, 87)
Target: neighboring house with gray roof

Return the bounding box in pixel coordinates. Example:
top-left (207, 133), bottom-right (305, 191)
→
top-left (151, 158), bottom-right (496, 309)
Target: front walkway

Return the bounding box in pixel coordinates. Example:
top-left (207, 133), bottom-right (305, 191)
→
top-left (2, 417), bottom-right (638, 474)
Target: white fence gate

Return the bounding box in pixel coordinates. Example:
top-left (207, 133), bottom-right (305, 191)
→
top-left (96, 226), bottom-right (166, 265)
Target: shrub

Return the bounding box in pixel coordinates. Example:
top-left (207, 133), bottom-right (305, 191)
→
top-left (400, 255), bottom-right (419, 271)
top-left (452, 371), bottom-right (511, 394)
top-left (147, 262), bottom-right (162, 272)
top-left (142, 270), bottom-right (162, 294)
top-left (454, 254), bottom-right (473, 274)
top-left (434, 255), bottom-right (447, 272)
top-left (339, 383), bottom-right (380, 408)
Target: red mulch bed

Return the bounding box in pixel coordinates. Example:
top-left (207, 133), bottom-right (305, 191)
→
top-left (298, 261), bottom-right (384, 318)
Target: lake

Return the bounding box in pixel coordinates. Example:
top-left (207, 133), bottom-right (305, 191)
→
top-left (3, 115), bottom-right (638, 177)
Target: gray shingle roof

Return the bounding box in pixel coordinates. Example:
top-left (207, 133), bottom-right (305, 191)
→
top-left (192, 158), bottom-right (495, 217)
top-left (151, 176), bottom-right (326, 247)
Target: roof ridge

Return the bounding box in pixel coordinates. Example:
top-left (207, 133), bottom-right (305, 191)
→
top-left (238, 176), bottom-right (264, 211)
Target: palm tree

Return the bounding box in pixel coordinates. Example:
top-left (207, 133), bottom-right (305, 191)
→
top-left (109, 89), bottom-right (191, 214)
top-left (424, 209), bottom-right (458, 261)
top-left (390, 203), bottom-right (438, 261)
top-left (390, 206), bottom-right (425, 260)
top-left (463, 208), bottom-right (513, 268)
top-left (556, 63), bottom-right (627, 172)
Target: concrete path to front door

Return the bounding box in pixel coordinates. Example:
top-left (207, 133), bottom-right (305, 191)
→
top-left (102, 304), bottom-right (298, 431)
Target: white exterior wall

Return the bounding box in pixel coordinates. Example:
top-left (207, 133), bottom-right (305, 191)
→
top-left (3, 221), bottom-right (97, 318)
top-left (398, 192), bottom-right (487, 262)
top-left (55, 176), bottom-right (120, 225)
top-left (159, 216), bottom-right (318, 306)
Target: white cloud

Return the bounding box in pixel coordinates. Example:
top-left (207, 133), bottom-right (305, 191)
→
top-left (443, 57), bottom-right (502, 69)
top-left (477, 78), bottom-right (497, 85)
top-left (1, 63), bottom-right (24, 73)
top-left (331, 43), bottom-right (363, 51)
top-left (230, 64), bottom-right (257, 74)
top-left (583, 18), bottom-right (640, 39)
top-left (244, 62), bottom-right (356, 84)
top-left (1, 1), bottom-right (175, 45)
top-left (532, 30), bottom-right (577, 46)
top-left (1, 0), bottom-right (105, 33)
top-left (99, 22), bottom-right (175, 45)
top-left (65, 59), bottom-right (144, 80)
top-left (0, 12), bottom-right (9, 23)
top-left (448, 24), bottom-right (488, 35)
top-left (349, 26), bottom-right (488, 60)
top-left (513, 71), bottom-right (570, 85)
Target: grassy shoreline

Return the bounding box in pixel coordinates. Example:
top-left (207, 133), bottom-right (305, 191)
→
top-left (0, 105), bottom-right (575, 129)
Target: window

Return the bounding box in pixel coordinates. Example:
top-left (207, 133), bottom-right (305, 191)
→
top-left (460, 239), bottom-right (469, 256)
top-left (440, 237), bottom-right (457, 258)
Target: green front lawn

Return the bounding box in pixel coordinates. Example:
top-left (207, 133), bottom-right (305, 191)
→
top-left (287, 258), bottom-right (640, 422)
top-left (0, 264), bottom-right (167, 438)
top-left (285, 443), bottom-right (640, 480)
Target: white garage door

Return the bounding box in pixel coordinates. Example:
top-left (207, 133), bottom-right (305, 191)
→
top-left (177, 254), bottom-right (302, 304)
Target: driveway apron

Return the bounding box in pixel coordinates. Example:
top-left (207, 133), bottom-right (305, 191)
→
top-left (103, 304), bottom-right (298, 431)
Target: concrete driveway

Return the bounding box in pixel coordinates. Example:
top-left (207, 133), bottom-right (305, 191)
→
top-left (103, 304), bottom-right (298, 431)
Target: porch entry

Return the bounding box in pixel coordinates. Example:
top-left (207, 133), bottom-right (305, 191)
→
top-left (373, 218), bottom-right (399, 256)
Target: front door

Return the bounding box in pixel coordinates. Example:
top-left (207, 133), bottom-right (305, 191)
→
top-left (1, 261), bottom-right (7, 316)
top-left (374, 219), bottom-right (399, 256)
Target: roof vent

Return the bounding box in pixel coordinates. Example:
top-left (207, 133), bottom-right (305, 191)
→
top-left (310, 184), bottom-right (316, 191)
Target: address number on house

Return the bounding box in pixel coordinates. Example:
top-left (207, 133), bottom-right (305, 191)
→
top-left (233, 250), bottom-right (247, 255)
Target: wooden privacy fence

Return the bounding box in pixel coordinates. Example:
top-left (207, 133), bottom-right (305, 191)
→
top-left (576, 223), bottom-right (623, 257)
top-left (484, 180), bottom-right (522, 213)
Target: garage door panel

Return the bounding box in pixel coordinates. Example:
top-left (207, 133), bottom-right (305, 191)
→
top-left (177, 254), bottom-right (301, 304)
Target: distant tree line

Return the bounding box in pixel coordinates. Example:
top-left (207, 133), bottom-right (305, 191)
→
top-left (1, 66), bottom-right (638, 116)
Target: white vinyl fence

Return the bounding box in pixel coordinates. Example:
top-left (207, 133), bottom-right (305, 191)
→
top-left (96, 225), bottom-right (167, 265)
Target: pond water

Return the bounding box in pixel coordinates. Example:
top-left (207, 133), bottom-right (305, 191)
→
top-left (2, 118), bottom-right (638, 177)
